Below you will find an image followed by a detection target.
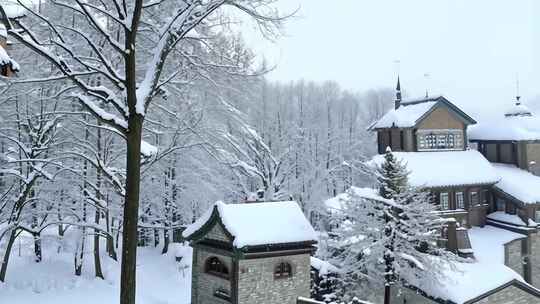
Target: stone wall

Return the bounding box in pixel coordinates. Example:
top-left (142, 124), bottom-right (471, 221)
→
top-left (475, 285), bottom-right (540, 304)
top-left (531, 233), bottom-right (540, 289)
top-left (237, 253), bottom-right (311, 304)
top-left (505, 239), bottom-right (524, 278)
top-left (191, 248), bottom-right (233, 304)
top-left (526, 143), bottom-right (540, 176)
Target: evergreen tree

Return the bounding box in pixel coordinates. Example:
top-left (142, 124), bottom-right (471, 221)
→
top-left (331, 148), bottom-right (458, 303)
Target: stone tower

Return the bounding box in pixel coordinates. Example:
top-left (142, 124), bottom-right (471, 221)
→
top-left (183, 201), bottom-right (317, 304)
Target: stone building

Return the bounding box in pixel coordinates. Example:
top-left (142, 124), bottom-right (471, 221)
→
top-left (362, 78), bottom-right (540, 303)
top-left (183, 201), bottom-right (318, 304)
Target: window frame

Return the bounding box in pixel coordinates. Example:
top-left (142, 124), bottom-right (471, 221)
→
top-left (205, 257), bottom-right (230, 280)
top-left (417, 129), bottom-right (463, 151)
top-left (274, 262), bottom-right (293, 279)
top-left (470, 191), bottom-right (479, 206)
top-left (440, 192), bottom-right (449, 210)
top-left (455, 192), bottom-right (465, 209)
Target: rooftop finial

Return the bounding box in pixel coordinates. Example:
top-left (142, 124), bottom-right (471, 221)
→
top-left (423, 73), bottom-right (430, 99)
top-left (515, 73), bottom-right (521, 105)
top-left (395, 76), bottom-right (402, 109)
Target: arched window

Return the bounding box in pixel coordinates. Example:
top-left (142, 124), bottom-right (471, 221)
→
top-left (274, 262), bottom-right (292, 279)
top-left (205, 257), bottom-right (229, 279)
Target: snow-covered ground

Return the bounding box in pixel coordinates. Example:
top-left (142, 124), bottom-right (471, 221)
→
top-left (0, 232), bottom-right (192, 304)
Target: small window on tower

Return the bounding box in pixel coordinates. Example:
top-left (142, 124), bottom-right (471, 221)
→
top-left (274, 262), bottom-right (292, 279)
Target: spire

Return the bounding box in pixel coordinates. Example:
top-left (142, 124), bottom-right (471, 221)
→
top-left (515, 74), bottom-right (521, 106)
top-left (395, 76), bottom-right (402, 109)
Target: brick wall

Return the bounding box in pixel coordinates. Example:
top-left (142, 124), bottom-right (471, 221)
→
top-left (526, 143), bottom-right (540, 176)
top-left (191, 248), bottom-right (233, 304)
top-left (531, 233), bottom-right (540, 289)
top-left (237, 253), bottom-right (311, 304)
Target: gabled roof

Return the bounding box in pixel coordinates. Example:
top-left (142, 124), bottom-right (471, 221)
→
top-left (183, 201), bottom-right (318, 249)
top-left (369, 150), bottom-right (499, 188)
top-left (368, 95), bottom-right (477, 130)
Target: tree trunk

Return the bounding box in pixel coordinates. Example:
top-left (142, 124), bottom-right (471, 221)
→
top-left (0, 229), bottom-right (17, 282)
top-left (33, 233), bottom-right (42, 263)
top-left (384, 284), bottom-right (391, 304)
top-left (162, 229), bottom-right (169, 254)
top-left (106, 211), bottom-right (117, 260)
top-left (119, 114), bottom-right (143, 304)
top-left (94, 209), bottom-right (104, 279)
top-left (75, 230), bottom-right (85, 276)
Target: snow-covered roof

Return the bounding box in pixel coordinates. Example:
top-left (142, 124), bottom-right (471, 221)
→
top-left (368, 95), bottom-right (476, 130)
top-left (487, 212), bottom-right (529, 227)
top-left (410, 226), bottom-right (529, 304)
top-left (183, 201), bottom-right (318, 248)
top-left (369, 101), bottom-right (437, 129)
top-left (0, 44), bottom-right (18, 71)
top-left (492, 163), bottom-right (540, 204)
top-left (369, 150), bottom-right (499, 188)
top-left (324, 186), bottom-right (388, 213)
top-left (468, 107), bottom-right (540, 141)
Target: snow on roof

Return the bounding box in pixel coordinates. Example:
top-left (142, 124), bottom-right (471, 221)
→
top-left (369, 101), bottom-right (437, 129)
top-left (369, 150), bottom-right (499, 188)
top-left (411, 226), bottom-right (526, 304)
top-left (468, 226), bottom-right (526, 263)
top-left (468, 111), bottom-right (540, 141)
top-left (0, 44), bottom-right (17, 71)
top-left (183, 201), bottom-right (318, 248)
top-left (492, 163), bottom-right (540, 204)
top-left (324, 187), bottom-right (387, 213)
top-left (487, 212), bottom-right (528, 227)
top-left (505, 103), bottom-right (533, 117)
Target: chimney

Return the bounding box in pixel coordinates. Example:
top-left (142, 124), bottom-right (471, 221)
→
top-left (394, 76), bottom-right (402, 109)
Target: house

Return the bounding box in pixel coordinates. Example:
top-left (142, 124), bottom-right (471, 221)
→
top-left (183, 201), bottom-right (318, 304)
top-left (363, 78), bottom-right (540, 301)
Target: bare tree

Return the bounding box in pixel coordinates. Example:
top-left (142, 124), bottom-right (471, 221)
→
top-left (0, 1), bottom-right (285, 303)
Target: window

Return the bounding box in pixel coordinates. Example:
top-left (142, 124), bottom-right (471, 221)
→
top-left (417, 130), bottom-right (463, 151)
top-left (455, 192), bottom-right (464, 209)
top-left (205, 257), bottom-right (229, 279)
top-left (481, 190), bottom-right (489, 205)
top-left (496, 199), bottom-right (505, 211)
top-left (440, 193), bottom-right (449, 210)
top-left (470, 192), bottom-right (479, 206)
top-left (274, 262), bottom-right (292, 279)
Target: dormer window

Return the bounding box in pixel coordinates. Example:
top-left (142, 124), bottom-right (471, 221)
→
top-left (205, 257), bottom-right (229, 279)
top-left (274, 262), bottom-right (292, 279)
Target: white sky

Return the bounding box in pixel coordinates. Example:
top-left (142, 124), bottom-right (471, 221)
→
top-left (242, 0), bottom-right (539, 117)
